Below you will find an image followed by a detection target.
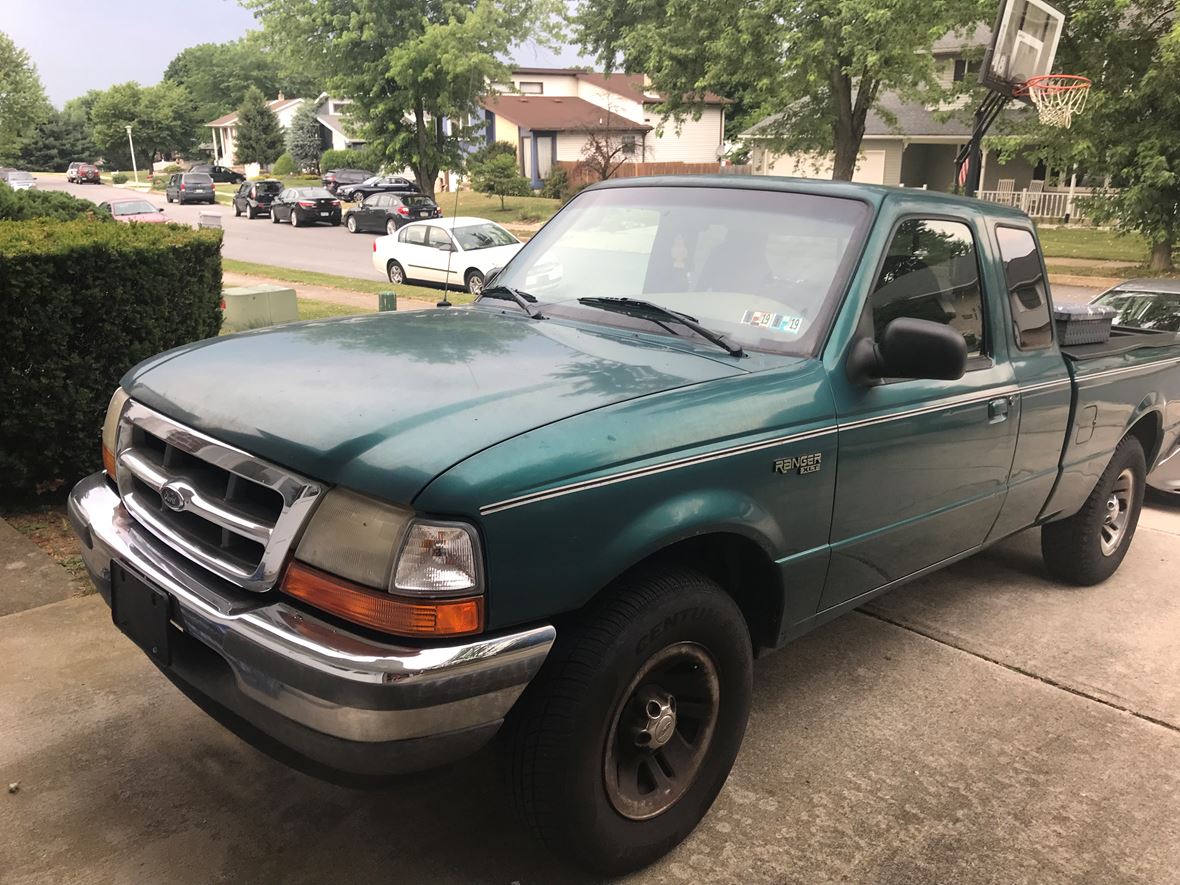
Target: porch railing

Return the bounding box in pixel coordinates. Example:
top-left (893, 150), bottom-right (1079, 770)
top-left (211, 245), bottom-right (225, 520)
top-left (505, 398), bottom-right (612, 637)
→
top-left (974, 188), bottom-right (1113, 222)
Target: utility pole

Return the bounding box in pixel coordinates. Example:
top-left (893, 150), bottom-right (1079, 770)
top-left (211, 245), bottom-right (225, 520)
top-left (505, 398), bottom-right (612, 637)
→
top-left (125, 126), bottom-right (139, 184)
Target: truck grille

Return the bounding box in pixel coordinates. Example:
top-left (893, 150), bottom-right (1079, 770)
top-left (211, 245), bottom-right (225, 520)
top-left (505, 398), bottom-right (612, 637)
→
top-left (113, 400), bottom-right (323, 591)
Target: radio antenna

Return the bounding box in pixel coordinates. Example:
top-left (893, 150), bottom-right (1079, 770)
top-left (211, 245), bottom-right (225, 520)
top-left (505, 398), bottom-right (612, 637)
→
top-left (437, 174), bottom-right (462, 308)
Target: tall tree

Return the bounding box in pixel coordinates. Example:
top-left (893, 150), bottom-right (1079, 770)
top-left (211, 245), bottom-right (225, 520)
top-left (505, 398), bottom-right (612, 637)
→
top-left (246, 0), bottom-right (563, 199)
top-left (18, 109), bottom-right (98, 171)
top-left (234, 86), bottom-right (285, 165)
top-left (0, 31), bottom-right (50, 164)
top-left (90, 81), bottom-right (200, 168)
top-left (577, 0), bottom-right (988, 181)
top-left (285, 102), bottom-right (323, 172)
top-left (993, 1), bottom-right (1180, 271)
top-left (163, 36), bottom-right (319, 126)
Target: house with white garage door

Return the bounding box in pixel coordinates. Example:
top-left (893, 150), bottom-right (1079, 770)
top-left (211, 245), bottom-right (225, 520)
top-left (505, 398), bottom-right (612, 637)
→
top-left (481, 67), bottom-right (730, 187)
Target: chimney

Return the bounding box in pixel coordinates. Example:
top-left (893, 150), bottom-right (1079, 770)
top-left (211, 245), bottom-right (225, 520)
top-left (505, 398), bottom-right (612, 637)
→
top-left (277, 91), bottom-right (285, 101)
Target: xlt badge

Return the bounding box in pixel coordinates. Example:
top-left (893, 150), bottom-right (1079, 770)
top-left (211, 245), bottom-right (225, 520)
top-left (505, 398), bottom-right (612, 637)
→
top-left (774, 453), bottom-right (822, 475)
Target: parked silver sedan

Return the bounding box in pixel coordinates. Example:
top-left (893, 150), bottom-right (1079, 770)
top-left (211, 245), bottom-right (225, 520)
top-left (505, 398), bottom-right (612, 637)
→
top-left (1092, 279), bottom-right (1180, 495)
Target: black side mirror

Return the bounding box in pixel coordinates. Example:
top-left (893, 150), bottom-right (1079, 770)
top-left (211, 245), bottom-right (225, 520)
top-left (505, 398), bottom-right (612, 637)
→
top-left (847, 317), bottom-right (968, 384)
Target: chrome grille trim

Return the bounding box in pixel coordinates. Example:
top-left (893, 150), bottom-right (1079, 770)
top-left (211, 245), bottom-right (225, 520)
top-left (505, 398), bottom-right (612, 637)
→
top-left (113, 400), bottom-right (323, 591)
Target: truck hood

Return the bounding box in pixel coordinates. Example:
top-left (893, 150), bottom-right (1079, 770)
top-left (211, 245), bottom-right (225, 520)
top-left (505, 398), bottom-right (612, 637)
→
top-left (123, 307), bottom-right (746, 504)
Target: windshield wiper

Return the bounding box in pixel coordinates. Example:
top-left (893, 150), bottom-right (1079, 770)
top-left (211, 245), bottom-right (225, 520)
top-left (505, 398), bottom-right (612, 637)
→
top-left (576, 297), bottom-right (744, 357)
top-left (479, 284), bottom-right (545, 319)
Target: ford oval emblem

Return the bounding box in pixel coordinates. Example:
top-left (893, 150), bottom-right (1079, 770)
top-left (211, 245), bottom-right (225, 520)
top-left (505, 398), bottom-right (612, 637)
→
top-left (160, 484), bottom-right (186, 512)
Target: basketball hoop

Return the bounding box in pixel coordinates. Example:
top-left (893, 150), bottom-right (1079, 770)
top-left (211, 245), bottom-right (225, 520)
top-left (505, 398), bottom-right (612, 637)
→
top-left (1015, 74), bottom-right (1092, 128)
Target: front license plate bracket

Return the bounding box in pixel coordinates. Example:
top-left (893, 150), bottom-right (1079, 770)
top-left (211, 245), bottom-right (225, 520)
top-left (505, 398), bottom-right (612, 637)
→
top-left (111, 566), bottom-right (172, 665)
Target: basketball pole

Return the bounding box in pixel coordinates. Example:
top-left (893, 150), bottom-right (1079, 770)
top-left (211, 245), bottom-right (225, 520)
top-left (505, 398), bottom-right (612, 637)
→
top-left (954, 90), bottom-right (1010, 199)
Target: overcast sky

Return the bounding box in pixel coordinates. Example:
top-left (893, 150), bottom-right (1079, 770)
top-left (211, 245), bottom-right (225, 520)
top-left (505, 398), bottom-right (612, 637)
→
top-left (5, 0), bottom-right (589, 107)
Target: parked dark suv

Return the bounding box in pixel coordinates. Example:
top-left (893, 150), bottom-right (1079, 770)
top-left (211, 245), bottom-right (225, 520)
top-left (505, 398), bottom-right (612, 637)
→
top-left (346, 192), bottom-right (441, 234)
top-left (232, 179), bottom-right (283, 219)
top-left (322, 168), bottom-right (373, 195)
top-left (189, 164), bottom-right (245, 184)
top-left (165, 172), bottom-right (216, 204)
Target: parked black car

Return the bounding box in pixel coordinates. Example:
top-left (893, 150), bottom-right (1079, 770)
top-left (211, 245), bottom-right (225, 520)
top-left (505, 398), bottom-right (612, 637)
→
top-left (322, 168), bottom-right (374, 195)
top-left (232, 179), bottom-right (283, 219)
top-left (337, 175), bottom-right (418, 202)
top-left (346, 192), bottom-right (442, 235)
top-left (189, 164), bottom-right (245, 184)
top-left (270, 186), bottom-right (342, 227)
top-left (165, 172), bottom-right (216, 204)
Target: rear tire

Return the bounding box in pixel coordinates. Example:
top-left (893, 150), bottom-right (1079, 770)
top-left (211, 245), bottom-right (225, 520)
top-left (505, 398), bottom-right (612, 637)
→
top-left (233, 202), bottom-right (241, 217)
top-left (291, 212), bottom-right (300, 228)
top-left (346, 215), bottom-right (358, 233)
top-left (1042, 435), bottom-right (1146, 585)
top-left (387, 261), bottom-right (406, 285)
top-left (247, 205), bottom-right (256, 220)
top-left (500, 567), bottom-right (753, 876)
top-left (271, 210), bottom-right (280, 223)
top-left (465, 270), bottom-right (485, 296)
top-left (386, 219), bottom-right (397, 236)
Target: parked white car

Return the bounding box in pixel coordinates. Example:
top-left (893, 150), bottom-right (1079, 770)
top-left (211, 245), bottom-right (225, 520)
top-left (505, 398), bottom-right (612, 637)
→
top-left (4, 170), bottom-right (36, 191)
top-left (371, 216), bottom-right (523, 295)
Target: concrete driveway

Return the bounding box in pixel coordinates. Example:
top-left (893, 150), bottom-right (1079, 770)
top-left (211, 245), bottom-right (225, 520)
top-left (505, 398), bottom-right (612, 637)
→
top-left (38, 178), bottom-right (390, 282)
top-left (1, 498), bottom-right (1177, 884)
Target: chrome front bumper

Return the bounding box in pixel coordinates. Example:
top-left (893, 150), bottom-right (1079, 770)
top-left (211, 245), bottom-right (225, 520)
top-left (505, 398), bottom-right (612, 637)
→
top-left (68, 472), bottom-right (555, 778)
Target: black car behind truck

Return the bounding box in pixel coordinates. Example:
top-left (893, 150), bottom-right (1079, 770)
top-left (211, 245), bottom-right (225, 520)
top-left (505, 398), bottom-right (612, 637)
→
top-left (232, 179), bottom-right (283, 219)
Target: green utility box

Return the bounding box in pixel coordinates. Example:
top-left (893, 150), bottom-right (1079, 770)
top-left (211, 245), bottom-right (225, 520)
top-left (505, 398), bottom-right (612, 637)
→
top-left (378, 290), bottom-right (398, 311)
top-left (221, 284), bottom-right (299, 332)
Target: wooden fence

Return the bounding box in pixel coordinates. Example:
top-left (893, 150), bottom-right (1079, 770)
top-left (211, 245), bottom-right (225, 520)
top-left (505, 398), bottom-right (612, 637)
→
top-left (557, 160), bottom-right (752, 189)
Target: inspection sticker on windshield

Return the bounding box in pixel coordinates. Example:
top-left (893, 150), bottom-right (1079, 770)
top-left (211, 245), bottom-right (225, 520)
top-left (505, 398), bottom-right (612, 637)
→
top-left (741, 310), bottom-right (804, 335)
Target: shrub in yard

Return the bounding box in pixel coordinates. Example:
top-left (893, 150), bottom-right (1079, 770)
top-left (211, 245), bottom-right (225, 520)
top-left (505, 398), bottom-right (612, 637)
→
top-left (321, 147), bottom-right (377, 173)
top-left (272, 151), bottom-right (296, 175)
top-left (150, 176), bottom-right (169, 191)
top-left (0, 220), bottom-right (223, 501)
top-left (111, 172), bottom-right (128, 184)
top-left (540, 166), bottom-right (568, 200)
top-left (0, 185), bottom-right (107, 222)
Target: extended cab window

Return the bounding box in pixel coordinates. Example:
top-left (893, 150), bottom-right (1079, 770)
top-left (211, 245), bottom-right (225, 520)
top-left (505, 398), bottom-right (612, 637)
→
top-left (996, 226), bottom-right (1053, 349)
top-left (871, 219), bottom-right (985, 359)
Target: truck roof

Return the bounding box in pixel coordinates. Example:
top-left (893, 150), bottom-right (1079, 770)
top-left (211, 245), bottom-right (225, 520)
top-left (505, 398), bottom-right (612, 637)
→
top-left (587, 174), bottom-right (1032, 222)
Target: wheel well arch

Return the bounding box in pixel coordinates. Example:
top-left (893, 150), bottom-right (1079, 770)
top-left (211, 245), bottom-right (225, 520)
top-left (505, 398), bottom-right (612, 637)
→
top-left (464, 267), bottom-right (483, 283)
top-left (601, 532), bottom-right (783, 652)
top-left (1127, 409), bottom-right (1164, 468)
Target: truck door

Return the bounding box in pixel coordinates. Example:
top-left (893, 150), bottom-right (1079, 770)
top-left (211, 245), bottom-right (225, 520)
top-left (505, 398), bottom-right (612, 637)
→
top-left (820, 215), bottom-right (1019, 611)
top-left (987, 224), bottom-right (1073, 539)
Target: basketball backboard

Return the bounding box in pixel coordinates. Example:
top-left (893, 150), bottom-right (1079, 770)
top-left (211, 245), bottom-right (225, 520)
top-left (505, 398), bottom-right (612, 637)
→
top-left (981, 0), bottom-right (1066, 101)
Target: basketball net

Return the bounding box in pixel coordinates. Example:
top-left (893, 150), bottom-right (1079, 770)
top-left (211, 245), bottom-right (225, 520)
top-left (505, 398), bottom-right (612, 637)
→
top-left (1015, 75), bottom-right (1092, 128)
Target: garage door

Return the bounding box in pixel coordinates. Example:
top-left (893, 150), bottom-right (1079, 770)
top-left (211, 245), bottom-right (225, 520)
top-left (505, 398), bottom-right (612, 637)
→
top-left (852, 150), bottom-right (886, 185)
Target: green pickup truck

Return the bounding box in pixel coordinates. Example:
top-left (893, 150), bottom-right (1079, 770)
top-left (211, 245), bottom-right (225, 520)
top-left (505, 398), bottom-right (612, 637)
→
top-left (69, 177), bottom-right (1180, 875)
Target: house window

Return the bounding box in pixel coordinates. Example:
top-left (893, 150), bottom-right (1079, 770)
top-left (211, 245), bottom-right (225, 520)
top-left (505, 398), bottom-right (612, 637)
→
top-left (330, 101), bottom-right (349, 114)
top-left (622, 134), bottom-right (637, 156)
top-left (953, 59), bottom-right (982, 82)
top-left (518, 81), bottom-right (543, 94)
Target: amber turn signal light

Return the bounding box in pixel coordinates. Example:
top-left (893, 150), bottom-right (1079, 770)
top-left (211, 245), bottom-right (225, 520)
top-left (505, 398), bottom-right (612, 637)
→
top-left (102, 445), bottom-right (117, 478)
top-left (282, 561), bottom-right (484, 638)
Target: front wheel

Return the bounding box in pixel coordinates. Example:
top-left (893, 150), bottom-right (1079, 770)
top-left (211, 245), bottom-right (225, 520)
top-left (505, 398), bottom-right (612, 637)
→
top-left (346, 215), bottom-right (358, 233)
top-left (247, 205), bottom-right (256, 220)
top-left (291, 212), bottom-right (300, 227)
top-left (271, 210), bottom-right (280, 223)
top-left (501, 568), bottom-right (752, 876)
top-left (387, 261), bottom-right (406, 285)
top-left (1042, 435), bottom-right (1146, 585)
top-left (233, 202), bottom-right (241, 217)
top-left (465, 270), bottom-right (485, 296)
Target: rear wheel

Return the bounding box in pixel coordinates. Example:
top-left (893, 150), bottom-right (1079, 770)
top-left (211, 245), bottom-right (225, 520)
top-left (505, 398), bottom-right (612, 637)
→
top-left (386, 219), bottom-right (397, 236)
top-left (233, 202), bottom-right (241, 217)
top-left (346, 215), bottom-right (358, 233)
top-left (501, 567), bottom-right (752, 876)
top-left (271, 210), bottom-right (280, 224)
top-left (387, 261), bottom-right (406, 285)
top-left (247, 204), bottom-right (256, 220)
top-left (291, 212), bottom-right (300, 227)
top-left (1042, 435), bottom-right (1146, 585)
top-left (465, 270), bottom-right (485, 296)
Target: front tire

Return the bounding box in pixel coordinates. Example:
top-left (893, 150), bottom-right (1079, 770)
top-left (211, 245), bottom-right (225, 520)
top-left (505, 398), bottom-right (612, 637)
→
top-left (501, 568), bottom-right (752, 876)
top-left (233, 202), bottom-right (241, 217)
top-left (465, 270), bottom-right (485, 296)
top-left (387, 261), bottom-right (406, 285)
top-left (291, 212), bottom-right (300, 227)
top-left (1042, 435), bottom-right (1146, 585)
top-left (247, 204), bottom-right (256, 220)
top-left (271, 210), bottom-right (280, 223)
top-left (346, 215), bottom-right (358, 233)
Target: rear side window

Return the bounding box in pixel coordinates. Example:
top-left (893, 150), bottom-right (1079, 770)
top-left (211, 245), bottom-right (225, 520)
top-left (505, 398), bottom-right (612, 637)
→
top-left (400, 225), bottom-right (427, 245)
top-left (996, 226), bottom-right (1053, 349)
top-left (870, 218), bottom-right (985, 359)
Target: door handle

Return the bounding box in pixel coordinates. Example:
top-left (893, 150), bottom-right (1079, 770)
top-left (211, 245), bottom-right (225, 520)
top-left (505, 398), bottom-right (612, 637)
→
top-left (988, 397), bottom-right (1010, 424)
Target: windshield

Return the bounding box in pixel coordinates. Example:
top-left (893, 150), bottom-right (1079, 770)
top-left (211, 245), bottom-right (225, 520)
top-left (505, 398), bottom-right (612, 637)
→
top-left (256, 181), bottom-right (282, 194)
top-left (1096, 290), bottom-right (1180, 333)
top-left (492, 186), bottom-right (870, 355)
top-left (112, 200), bottom-right (156, 216)
top-left (453, 222), bottom-right (518, 250)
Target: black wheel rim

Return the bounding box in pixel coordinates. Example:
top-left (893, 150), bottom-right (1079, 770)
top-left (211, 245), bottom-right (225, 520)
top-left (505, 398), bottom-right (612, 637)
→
top-left (603, 642), bottom-right (720, 821)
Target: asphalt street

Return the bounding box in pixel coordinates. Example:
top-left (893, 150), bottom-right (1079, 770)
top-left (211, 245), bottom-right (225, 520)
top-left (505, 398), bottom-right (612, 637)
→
top-left (1, 502), bottom-right (1178, 884)
top-left (40, 177), bottom-right (390, 282)
top-left (38, 177), bottom-right (1106, 303)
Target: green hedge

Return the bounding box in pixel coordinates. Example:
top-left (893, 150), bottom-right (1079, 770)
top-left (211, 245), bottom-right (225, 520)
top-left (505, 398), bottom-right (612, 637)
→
top-left (320, 147), bottom-right (377, 173)
top-left (0, 220), bottom-right (224, 500)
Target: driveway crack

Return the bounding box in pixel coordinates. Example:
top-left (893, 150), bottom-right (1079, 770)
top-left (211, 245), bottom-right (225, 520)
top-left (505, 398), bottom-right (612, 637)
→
top-left (858, 608), bottom-right (1180, 735)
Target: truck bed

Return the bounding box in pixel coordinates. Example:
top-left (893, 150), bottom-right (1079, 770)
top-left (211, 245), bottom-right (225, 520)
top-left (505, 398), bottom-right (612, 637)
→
top-left (1061, 328), bottom-right (1180, 362)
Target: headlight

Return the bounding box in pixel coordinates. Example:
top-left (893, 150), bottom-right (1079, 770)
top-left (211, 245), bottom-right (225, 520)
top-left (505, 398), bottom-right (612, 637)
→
top-left (287, 488), bottom-right (485, 637)
top-left (101, 388), bottom-right (130, 477)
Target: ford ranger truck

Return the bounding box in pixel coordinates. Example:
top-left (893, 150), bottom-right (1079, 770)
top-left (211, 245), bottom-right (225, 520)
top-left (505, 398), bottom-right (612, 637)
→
top-left (69, 178), bottom-right (1180, 876)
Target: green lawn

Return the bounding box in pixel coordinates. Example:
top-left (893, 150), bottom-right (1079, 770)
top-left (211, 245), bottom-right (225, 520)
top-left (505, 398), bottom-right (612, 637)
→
top-left (1036, 227), bottom-right (1150, 263)
top-left (222, 259), bottom-right (475, 305)
top-left (297, 298), bottom-right (375, 320)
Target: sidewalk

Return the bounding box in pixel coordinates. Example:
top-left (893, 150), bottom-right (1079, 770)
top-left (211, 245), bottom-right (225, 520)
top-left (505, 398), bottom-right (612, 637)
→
top-left (0, 518), bottom-right (80, 617)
